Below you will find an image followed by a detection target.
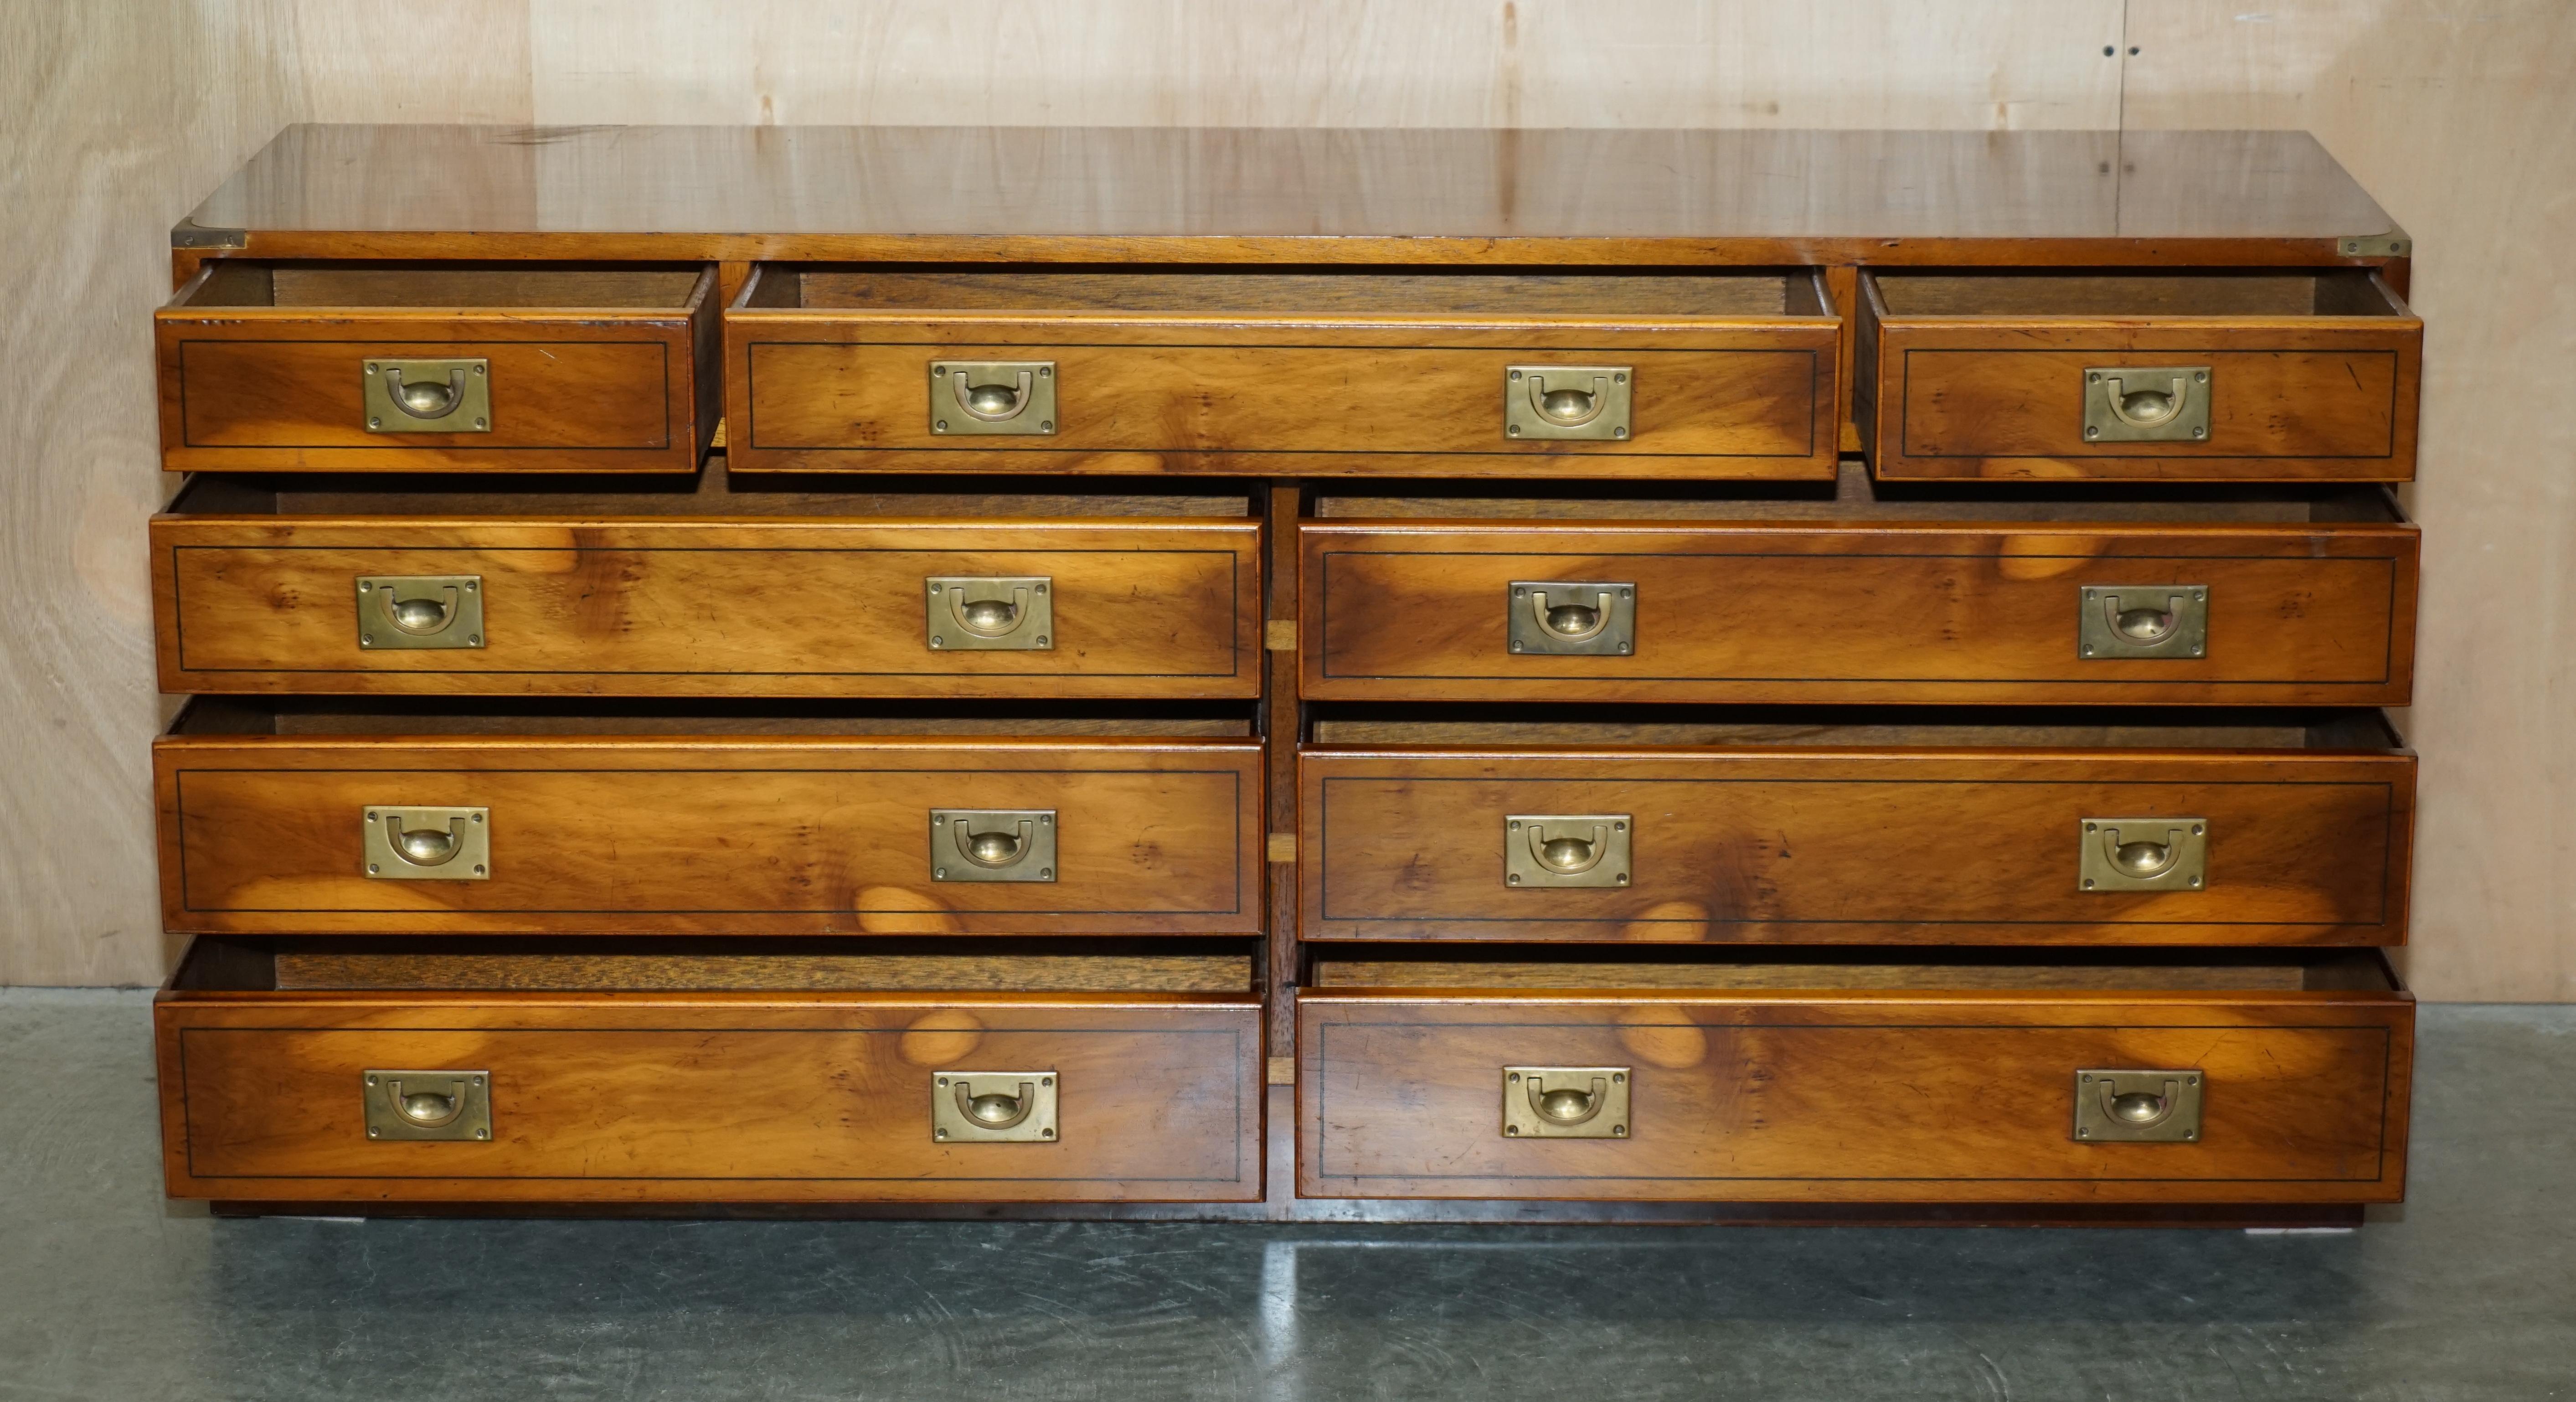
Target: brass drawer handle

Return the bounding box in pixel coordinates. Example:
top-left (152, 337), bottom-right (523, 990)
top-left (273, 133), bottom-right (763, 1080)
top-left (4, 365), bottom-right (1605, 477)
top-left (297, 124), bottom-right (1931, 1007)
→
top-left (930, 360), bottom-right (1057, 435)
top-left (356, 575), bottom-right (484, 649)
top-left (930, 809), bottom-right (1057, 882)
top-left (1504, 364), bottom-right (1633, 441)
top-left (1501, 1066), bottom-right (1629, 1139)
top-left (926, 576), bottom-right (1053, 650)
top-left (2074, 1069), bottom-right (2203, 1143)
top-left (932, 1072), bottom-right (1059, 1142)
top-left (2082, 365), bottom-right (2210, 443)
top-left (363, 805), bottom-right (491, 880)
top-left (2078, 817), bottom-right (2207, 892)
top-left (1507, 581), bottom-right (1635, 655)
top-left (2077, 585), bottom-right (2207, 659)
top-left (362, 357), bottom-right (491, 433)
top-left (362, 1070), bottom-right (493, 1141)
top-left (1529, 587), bottom-right (1611, 643)
top-left (1504, 814), bottom-right (1631, 888)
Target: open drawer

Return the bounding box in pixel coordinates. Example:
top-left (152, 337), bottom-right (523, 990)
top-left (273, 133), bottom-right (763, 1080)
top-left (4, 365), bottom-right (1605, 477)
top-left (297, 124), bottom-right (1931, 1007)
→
top-left (1300, 710), bottom-right (2413, 945)
top-left (1857, 270), bottom-right (2421, 482)
top-left (723, 265), bottom-right (1840, 479)
top-left (156, 262), bottom-right (721, 473)
top-left (156, 939), bottom-right (1263, 1204)
top-left (157, 700), bottom-right (1262, 937)
top-left (151, 468), bottom-right (1261, 699)
top-left (1299, 948), bottom-right (2411, 1204)
top-left (1301, 471), bottom-right (2417, 706)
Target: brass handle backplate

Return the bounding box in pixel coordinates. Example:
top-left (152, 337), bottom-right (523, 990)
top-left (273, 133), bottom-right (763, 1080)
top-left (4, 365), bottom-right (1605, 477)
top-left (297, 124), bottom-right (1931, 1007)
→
top-left (931, 1071), bottom-right (1059, 1142)
top-left (361, 1069), bottom-right (493, 1141)
top-left (362, 358), bottom-right (491, 433)
top-left (2073, 1068), bottom-right (2203, 1143)
top-left (930, 809), bottom-right (1058, 882)
top-left (363, 805), bottom-right (491, 881)
top-left (926, 575), bottom-right (1053, 651)
top-left (356, 575), bottom-right (484, 650)
top-left (1501, 1066), bottom-right (1630, 1139)
top-left (2082, 365), bottom-right (2211, 443)
top-left (2078, 817), bottom-right (2208, 893)
top-left (2077, 585), bottom-right (2208, 660)
top-left (1504, 365), bottom-right (1633, 441)
top-left (1508, 581), bottom-right (1636, 656)
top-left (930, 361), bottom-right (1056, 436)
top-left (1504, 814), bottom-right (1632, 889)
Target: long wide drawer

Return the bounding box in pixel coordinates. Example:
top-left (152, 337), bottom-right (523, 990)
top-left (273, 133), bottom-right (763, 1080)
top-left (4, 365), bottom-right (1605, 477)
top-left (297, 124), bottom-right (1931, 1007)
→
top-left (156, 262), bottom-right (720, 474)
top-left (1299, 714), bottom-right (2413, 945)
top-left (157, 706), bottom-right (1263, 936)
top-left (1858, 270), bottom-right (2421, 482)
top-left (157, 943), bottom-right (1262, 1203)
top-left (1299, 953), bottom-right (2412, 1203)
top-left (151, 491), bottom-right (1261, 700)
top-left (1301, 488), bottom-right (2417, 705)
top-left (724, 266), bottom-right (1839, 479)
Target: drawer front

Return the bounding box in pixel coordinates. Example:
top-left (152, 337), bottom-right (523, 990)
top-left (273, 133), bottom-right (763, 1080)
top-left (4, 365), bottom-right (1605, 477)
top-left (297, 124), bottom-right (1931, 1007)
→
top-left (1301, 521), bottom-right (2417, 705)
top-left (1301, 748), bottom-right (2413, 944)
top-left (1299, 993), bottom-right (2411, 1202)
top-left (152, 517), bottom-right (1261, 699)
top-left (726, 317), bottom-right (1837, 479)
top-left (154, 271), bottom-right (718, 474)
top-left (1860, 287), bottom-right (2421, 483)
top-left (157, 737), bottom-right (1262, 935)
top-left (158, 995), bottom-right (1261, 1202)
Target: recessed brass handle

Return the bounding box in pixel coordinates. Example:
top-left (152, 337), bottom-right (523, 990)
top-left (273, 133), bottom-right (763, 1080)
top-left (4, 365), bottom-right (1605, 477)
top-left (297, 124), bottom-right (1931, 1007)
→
top-left (2073, 1069), bottom-right (2203, 1143)
top-left (2077, 817), bottom-right (2208, 893)
top-left (931, 1071), bottom-right (1059, 1142)
top-left (363, 805), bottom-right (492, 881)
top-left (956, 817), bottom-right (1035, 869)
top-left (357, 575), bottom-right (485, 650)
top-left (1530, 822), bottom-right (1607, 876)
top-left (2101, 373), bottom-right (2190, 431)
top-left (384, 584), bottom-right (461, 636)
top-left (2077, 585), bottom-right (2208, 660)
top-left (2082, 365), bottom-right (2211, 443)
top-left (383, 366), bottom-right (467, 419)
top-left (949, 585), bottom-right (1032, 638)
top-left (953, 367), bottom-right (1032, 421)
top-left (386, 1079), bottom-right (467, 1128)
top-left (1527, 371), bottom-right (1609, 428)
top-left (1503, 365), bottom-right (1633, 441)
top-left (1504, 814), bottom-right (1632, 888)
top-left (382, 813), bottom-right (468, 867)
top-left (930, 809), bottom-right (1058, 882)
top-left (1527, 587), bottom-right (1613, 644)
top-left (1530, 1075), bottom-right (1606, 1125)
top-left (956, 1079), bottom-right (1036, 1130)
top-left (1500, 1066), bottom-right (1630, 1139)
top-left (930, 361), bottom-right (1056, 435)
top-left (362, 358), bottom-right (491, 433)
top-left (361, 1069), bottom-right (493, 1141)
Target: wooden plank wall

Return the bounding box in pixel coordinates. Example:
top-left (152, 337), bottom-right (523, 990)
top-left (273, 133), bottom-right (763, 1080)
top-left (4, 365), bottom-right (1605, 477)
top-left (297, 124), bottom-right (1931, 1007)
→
top-left (2, 0), bottom-right (2566, 999)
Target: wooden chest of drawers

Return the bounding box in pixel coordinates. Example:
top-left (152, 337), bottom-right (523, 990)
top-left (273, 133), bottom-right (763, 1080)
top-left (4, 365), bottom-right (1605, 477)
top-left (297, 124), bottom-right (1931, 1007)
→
top-left (147, 124), bottom-right (2421, 1225)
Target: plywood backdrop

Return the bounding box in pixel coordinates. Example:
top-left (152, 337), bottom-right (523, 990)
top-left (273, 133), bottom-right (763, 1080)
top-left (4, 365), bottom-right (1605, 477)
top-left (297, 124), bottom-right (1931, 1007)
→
top-left (4, 0), bottom-right (2568, 998)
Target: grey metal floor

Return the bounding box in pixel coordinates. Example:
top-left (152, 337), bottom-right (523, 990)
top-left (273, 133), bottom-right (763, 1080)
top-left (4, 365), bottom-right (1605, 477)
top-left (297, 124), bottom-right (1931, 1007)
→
top-left (2, 991), bottom-right (2569, 1401)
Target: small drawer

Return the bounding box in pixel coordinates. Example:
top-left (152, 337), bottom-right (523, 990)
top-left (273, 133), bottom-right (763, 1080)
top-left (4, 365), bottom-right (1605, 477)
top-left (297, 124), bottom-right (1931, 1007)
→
top-left (723, 265), bottom-right (1839, 479)
top-left (1858, 270), bottom-right (2421, 482)
top-left (1298, 950), bottom-right (2412, 1203)
top-left (151, 470), bottom-right (1260, 700)
top-left (1300, 711), bottom-right (2413, 945)
top-left (1302, 474), bottom-right (2417, 706)
top-left (156, 940), bottom-right (1262, 1204)
top-left (157, 701), bottom-right (1262, 937)
top-left (155, 262), bottom-right (720, 473)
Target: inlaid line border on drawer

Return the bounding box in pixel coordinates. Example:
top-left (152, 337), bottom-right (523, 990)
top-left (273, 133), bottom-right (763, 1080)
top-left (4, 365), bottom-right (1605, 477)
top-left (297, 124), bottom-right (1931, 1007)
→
top-left (1898, 346), bottom-right (2402, 462)
top-left (175, 340), bottom-right (675, 451)
top-left (173, 767), bottom-right (1248, 917)
top-left (167, 545), bottom-right (1247, 680)
top-left (1315, 549), bottom-right (2402, 686)
top-left (1311, 1019), bottom-right (2396, 1184)
top-left (179, 1024), bottom-right (1251, 1183)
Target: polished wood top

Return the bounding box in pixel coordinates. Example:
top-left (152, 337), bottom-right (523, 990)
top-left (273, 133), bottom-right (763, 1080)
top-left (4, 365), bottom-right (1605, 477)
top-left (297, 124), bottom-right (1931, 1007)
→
top-left (181, 125), bottom-right (2403, 267)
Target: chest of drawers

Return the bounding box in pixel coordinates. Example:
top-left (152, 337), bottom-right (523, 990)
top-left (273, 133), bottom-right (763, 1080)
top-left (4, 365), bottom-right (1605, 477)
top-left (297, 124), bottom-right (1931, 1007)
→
top-left (148, 125), bottom-right (2417, 1226)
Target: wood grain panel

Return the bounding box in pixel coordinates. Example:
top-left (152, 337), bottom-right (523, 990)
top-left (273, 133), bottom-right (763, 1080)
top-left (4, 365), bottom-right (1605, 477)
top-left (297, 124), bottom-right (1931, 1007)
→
top-left (1300, 745), bottom-right (2414, 945)
top-left (155, 734), bottom-right (1262, 936)
top-left (727, 303), bottom-right (1838, 479)
top-left (151, 514), bottom-right (1260, 698)
top-left (1860, 271), bottom-right (2423, 481)
top-left (1298, 986), bottom-right (2412, 1202)
top-left (154, 263), bottom-right (717, 473)
top-left (1300, 519), bottom-right (2418, 705)
top-left (157, 991), bottom-right (1260, 1202)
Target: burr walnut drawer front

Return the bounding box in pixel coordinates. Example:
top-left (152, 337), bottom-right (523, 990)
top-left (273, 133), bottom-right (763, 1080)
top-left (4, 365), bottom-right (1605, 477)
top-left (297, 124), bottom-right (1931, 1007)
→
top-left (1301, 486), bottom-right (2417, 706)
top-left (1298, 714), bottom-right (2413, 946)
top-left (150, 479), bottom-right (1261, 700)
top-left (1857, 270), bottom-right (2421, 482)
top-left (156, 262), bottom-right (720, 474)
top-left (1296, 953), bottom-right (2412, 1204)
top-left (155, 946), bottom-right (1261, 1204)
top-left (723, 266), bottom-right (1839, 479)
top-left (155, 707), bottom-right (1262, 937)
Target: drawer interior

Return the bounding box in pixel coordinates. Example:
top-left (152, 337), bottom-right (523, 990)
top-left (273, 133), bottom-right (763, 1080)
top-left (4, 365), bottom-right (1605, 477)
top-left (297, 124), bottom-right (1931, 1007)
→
top-left (1317, 462), bottom-right (2404, 523)
top-left (742, 263), bottom-right (1831, 316)
top-left (1309, 705), bottom-right (2401, 750)
top-left (175, 697), bottom-right (1256, 738)
top-left (162, 459), bottom-right (1257, 520)
top-left (1867, 269), bottom-right (2409, 319)
top-left (175, 260), bottom-right (709, 310)
top-left (1309, 947), bottom-right (2398, 994)
top-left (173, 936), bottom-right (1256, 993)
